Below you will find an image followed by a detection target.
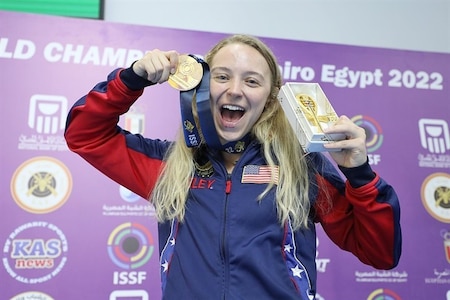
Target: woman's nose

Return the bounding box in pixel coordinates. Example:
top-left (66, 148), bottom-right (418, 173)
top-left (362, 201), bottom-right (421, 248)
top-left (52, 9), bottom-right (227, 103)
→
top-left (227, 79), bottom-right (243, 97)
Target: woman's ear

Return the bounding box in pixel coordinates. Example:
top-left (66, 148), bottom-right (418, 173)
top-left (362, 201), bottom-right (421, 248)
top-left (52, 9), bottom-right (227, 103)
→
top-left (271, 87), bottom-right (280, 99)
top-left (266, 87), bottom-right (279, 107)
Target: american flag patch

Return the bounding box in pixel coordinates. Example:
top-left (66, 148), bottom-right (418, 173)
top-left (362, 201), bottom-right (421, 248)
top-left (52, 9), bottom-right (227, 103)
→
top-left (241, 165), bottom-right (279, 184)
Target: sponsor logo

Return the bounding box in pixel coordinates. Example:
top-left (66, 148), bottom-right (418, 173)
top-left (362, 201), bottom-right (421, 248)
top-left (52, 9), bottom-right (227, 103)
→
top-left (124, 110), bottom-right (145, 135)
top-left (2, 222), bottom-right (68, 284)
top-left (443, 229), bottom-right (450, 263)
top-left (351, 115), bottom-right (383, 165)
top-left (18, 94), bottom-right (68, 151)
top-left (355, 270), bottom-right (408, 283)
top-left (419, 119), bottom-right (450, 154)
top-left (367, 288), bottom-right (402, 300)
top-left (119, 186), bottom-right (142, 203)
top-left (10, 291), bottom-right (54, 300)
top-left (418, 118), bottom-right (450, 168)
top-left (10, 156), bottom-right (72, 214)
top-left (28, 95), bottom-right (67, 134)
top-left (424, 268), bottom-right (450, 284)
top-left (421, 173), bottom-right (450, 223)
top-left (102, 186), bottom-right (155, 217)
top-left (109, 290), bottom-right (149, 300)
top-left (315, 237), bottom-right (330, 273)
top-left (107, 222), bottom-right (154, 270)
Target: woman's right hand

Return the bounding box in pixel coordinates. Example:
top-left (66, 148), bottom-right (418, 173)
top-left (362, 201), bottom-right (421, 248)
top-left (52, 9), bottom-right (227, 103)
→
top-left (132, 49), bottom-right (179, 84)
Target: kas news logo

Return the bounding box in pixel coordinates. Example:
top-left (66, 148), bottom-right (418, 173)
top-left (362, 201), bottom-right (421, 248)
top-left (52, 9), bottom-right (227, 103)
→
top-left (418, 118), bottom-right (450, 169)
top-left (2, 222), bottom-right (68, 284)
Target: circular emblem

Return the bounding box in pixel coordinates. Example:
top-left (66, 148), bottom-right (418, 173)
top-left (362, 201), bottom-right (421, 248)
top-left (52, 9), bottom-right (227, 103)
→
top-left (10, 156), bottom-right (72, 213)
top-left (351, 115), bottom-right (384, 152)
top-left (168, 54), bottom-right (203, 91)
top-left (10, 291), bottom-right (54, 300)
top-left (367, 288), bottom-right (401, 300)
top-left (119, 185), bottom-right (141, 203)
top-left (421, 172), bottom-right (450, 223)
top-left (107, 222), bottom-right (155, 269)
top-left (3, 222), bottom-right (68, 284)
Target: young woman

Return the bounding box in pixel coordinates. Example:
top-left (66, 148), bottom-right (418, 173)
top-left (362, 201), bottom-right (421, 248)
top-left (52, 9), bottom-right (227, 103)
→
top-left (65, 34), bottom-right (401, 299)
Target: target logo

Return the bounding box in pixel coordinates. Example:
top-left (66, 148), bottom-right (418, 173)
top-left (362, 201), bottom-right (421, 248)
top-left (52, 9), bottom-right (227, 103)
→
top-left (107, 222), bottom-right (155, 270)
top-left (351, 115), bottom-right (383, 165)
top-left (351, 115), bottom-right (384, 153)
top-left (367, 288), bottom-right (401, 300)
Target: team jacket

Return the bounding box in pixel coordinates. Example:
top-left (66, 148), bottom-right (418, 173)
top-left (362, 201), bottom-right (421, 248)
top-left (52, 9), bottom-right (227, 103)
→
top-left (64, 67), bottom-right (402, 300)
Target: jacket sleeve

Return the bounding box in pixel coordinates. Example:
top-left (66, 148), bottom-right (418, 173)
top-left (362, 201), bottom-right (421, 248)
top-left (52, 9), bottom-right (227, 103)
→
top-left (64, 67), bottom-right (170, 200)
top-left (312, 153), bottom-right (402, 270)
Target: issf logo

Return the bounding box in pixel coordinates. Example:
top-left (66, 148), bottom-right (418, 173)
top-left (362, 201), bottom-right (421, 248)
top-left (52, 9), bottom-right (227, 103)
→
top-left (367, 288), bottom-right (401, 300)
top-left (107, 222), bottom-right (154, 270)
top-left (351, 115), bottom-right (383, 165)
top-left (108, 222), bottom-right (155, 286)
top-left (351, 115), bottom-right (384, 152)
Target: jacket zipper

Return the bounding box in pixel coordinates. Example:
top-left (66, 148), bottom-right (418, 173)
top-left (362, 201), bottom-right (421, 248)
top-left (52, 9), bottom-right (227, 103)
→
top-left (221, 174), bottom-right (232, 299)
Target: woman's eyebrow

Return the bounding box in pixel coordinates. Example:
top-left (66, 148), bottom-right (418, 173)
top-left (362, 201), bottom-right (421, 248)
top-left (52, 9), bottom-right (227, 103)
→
top-left (211, 66), bottom-right (264, 78)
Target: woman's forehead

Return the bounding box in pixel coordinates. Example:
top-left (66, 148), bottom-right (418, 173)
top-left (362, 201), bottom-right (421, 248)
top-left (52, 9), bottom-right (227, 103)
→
top-left (211, 44), bottom-right (270, 73)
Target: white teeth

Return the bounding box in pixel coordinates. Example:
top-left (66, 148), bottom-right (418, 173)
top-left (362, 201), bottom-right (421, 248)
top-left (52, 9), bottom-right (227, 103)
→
top-left (222, 104), bottom-right (244, 111)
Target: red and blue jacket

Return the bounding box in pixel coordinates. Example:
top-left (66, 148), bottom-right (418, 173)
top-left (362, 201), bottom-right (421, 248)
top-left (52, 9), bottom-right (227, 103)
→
top-left (65, 67), bottom-right (402, 300)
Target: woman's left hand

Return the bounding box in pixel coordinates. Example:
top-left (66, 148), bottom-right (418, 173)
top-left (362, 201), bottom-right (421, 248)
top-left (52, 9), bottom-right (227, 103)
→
top-left (322, 115), bottom-right (368, 168)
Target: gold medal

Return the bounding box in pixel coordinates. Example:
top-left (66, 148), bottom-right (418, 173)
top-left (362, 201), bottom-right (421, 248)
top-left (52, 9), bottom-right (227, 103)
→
top-left (168, 54), bottom-right (203, 91)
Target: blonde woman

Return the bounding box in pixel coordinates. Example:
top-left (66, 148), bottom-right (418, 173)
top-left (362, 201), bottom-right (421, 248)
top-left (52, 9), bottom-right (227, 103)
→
top-left (65, 34), bottom-right (401, 299)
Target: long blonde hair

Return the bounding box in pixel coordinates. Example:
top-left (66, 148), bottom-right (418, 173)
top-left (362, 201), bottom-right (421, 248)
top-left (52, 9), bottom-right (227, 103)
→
top-left (151, 34), bottom-right (311, 230)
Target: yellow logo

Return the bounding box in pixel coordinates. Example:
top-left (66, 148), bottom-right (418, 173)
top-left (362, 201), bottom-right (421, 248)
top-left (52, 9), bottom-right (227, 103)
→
top-left (421, 172), bottom-right (450, 223)
top-left (10, 156), bottom-right (72, 213)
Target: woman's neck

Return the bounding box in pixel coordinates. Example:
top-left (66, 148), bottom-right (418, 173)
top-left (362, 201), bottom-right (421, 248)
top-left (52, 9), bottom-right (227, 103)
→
top-left (222, 151), bottom-right (242, 174)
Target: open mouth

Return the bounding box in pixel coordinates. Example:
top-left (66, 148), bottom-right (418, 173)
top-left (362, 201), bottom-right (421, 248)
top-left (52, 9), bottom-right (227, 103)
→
top-left (221, 104), bottom-right (245, 123)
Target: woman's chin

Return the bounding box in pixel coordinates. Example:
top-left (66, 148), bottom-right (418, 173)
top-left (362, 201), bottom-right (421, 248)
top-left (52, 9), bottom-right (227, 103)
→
top-left (218, 133), bottom-right (246, 145)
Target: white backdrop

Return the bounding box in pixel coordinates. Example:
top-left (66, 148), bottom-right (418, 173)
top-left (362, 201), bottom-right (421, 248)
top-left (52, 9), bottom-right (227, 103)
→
top-left (104, 0), bottom-right (450, 54)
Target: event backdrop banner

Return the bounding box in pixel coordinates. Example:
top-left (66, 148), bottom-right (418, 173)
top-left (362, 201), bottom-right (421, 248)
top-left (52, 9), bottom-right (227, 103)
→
top-left (1, 10), bottom-right (449, 300)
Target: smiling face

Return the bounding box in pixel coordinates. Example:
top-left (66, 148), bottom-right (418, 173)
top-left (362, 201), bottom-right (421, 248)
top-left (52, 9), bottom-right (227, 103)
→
top-left (209, 43), bottom-right (272, 144)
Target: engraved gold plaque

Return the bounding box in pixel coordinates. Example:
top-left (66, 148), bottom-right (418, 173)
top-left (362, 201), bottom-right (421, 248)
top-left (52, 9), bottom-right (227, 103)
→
top-left (277, 82), bottom-right (345, 152)
top-left (295, 93), bottom-right (338, 131)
